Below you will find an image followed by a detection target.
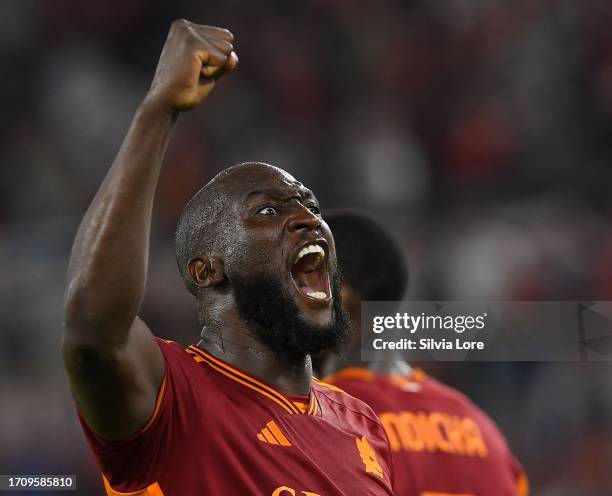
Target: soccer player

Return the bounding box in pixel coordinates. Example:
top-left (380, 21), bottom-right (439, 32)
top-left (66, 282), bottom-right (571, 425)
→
top-left (319, 210), bottom-right (529, 496)
top-left (62, 20), bottom-right (395, 496)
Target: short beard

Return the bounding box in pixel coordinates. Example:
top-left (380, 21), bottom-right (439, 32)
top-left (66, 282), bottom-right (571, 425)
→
top-left (232, 271), bottom-right (352, 358)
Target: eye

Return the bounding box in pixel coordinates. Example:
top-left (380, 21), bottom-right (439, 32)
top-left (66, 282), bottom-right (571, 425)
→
top-left (257, 205), bottom-right (278, 216)
top-left (307, 205), bottom-right (321, 216)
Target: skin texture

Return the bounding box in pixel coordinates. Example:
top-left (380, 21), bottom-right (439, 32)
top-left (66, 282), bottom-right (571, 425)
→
top-left (63, 20), bottom-right (238, 441)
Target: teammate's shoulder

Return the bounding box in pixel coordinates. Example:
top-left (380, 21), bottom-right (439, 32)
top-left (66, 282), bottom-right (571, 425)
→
top-left (322, 367), bottom-right (419, 411)
top-left (323, 367), bottom-right (378, 384)
top-left (312, 377), bottom-right (382, 425)
top-left (321, 367), bottom-right (384, 397)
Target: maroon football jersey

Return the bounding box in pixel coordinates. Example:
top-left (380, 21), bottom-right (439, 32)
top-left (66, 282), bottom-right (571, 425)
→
top-left (78, 340), bottom-right (395, 496)
top-left (325, 368), bottom-right (529, 496)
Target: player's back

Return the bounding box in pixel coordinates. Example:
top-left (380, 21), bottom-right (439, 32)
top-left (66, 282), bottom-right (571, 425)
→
top-left (325, 367), bottom-right (528, 496)
top-left (79, 340), bottom-right (395, 496)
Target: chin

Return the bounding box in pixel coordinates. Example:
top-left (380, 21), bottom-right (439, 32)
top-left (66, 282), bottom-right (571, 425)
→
top-left (232, 268), bottom-right (352, 357)
top-left (298, 305), bottom-right (334, 330)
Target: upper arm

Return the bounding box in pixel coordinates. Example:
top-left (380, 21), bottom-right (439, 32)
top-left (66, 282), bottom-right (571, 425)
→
top-left (516, 471), bottom-right (529, 496)
top-left (509, 452), bottom-right (529, 496)
top-left (487, 412), bottom-right (529, 496)
top-left (62, 316), bottom-right (165, 441)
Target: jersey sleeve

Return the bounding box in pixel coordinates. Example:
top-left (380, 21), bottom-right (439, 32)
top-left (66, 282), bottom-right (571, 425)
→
top-left (77, 339), bottom-right (192, 493)
top-left (509, 452), bottom-right (529, 496)
top-left (472, 403), bottom-right (529, 496)
top-left (374, 411), bottom-right (399, 493)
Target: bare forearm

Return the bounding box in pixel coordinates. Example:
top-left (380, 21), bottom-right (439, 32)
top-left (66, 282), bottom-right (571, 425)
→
top-left (65, 100), bottom-right (176, 342)
top-left (61, 20), bottom-right (237, 441)
top-left (64, 18), bottom-right (236, 349)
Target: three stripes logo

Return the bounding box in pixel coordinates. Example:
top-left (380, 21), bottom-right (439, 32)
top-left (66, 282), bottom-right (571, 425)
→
top-left (257, 420), bottom-right (291, 447)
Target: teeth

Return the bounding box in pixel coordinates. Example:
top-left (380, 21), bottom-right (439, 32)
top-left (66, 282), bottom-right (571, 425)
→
top-left (295, 244), bottom-right (325, 263)
top-left (306, 291), bottom-right (328, 300)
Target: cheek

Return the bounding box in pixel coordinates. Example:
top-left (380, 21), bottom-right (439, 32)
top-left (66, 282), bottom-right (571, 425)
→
top-left (225, 230), bottom-right (284, 276)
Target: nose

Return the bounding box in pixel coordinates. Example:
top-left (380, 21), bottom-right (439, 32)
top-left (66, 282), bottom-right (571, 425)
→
top-left (287, 204), bottom-right (321, 233)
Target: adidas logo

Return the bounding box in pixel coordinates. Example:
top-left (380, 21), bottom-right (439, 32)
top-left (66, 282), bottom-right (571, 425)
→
top-left (257, 420), bottom-right (291, 447)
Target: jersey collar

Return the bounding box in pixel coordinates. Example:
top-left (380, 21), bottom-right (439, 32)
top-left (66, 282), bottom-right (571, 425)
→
top-left (186, 345), bottom-right (319, 416)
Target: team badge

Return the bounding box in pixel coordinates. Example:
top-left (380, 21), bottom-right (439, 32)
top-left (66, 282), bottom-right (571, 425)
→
top-left (355, 436), bottom-right (383, 479)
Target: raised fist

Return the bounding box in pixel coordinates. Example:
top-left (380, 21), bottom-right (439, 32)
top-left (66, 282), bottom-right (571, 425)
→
top-left (146, 19), bottom-right (238, 112)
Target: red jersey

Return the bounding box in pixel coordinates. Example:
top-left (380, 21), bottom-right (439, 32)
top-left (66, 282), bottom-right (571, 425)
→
top-left (79, 340), bottom-right (395, 496)
top-left (325, 367), bottom-right (529, 496)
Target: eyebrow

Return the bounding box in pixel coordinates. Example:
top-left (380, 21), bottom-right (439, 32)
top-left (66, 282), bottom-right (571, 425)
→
top-left (245, 188), bottom-right (316, 202)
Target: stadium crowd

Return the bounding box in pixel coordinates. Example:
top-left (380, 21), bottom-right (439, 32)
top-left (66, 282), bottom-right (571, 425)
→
top-left (1, 0), bottom-right (612, 494)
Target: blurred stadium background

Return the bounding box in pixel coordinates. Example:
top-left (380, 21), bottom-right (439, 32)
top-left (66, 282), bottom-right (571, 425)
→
top-left (1, 0), bottom-right (612, 494)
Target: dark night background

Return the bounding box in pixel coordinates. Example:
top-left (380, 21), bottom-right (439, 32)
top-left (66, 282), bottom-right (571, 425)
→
top-left (1, 1), bottom-right (612, 494)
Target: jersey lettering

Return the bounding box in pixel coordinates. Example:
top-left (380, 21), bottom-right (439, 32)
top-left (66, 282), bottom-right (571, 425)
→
top-left (379, 411), bottom-right (487, 457)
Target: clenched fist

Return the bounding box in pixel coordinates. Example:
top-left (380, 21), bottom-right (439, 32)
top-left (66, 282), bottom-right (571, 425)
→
top-left (146, 19), bottom-right (238, 113)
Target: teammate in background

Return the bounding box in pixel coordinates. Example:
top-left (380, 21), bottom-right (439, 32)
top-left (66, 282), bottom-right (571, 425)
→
top-left (62, 21), bottom-right (395, 496)
top-left (318, 210), bottom-right (529, 496)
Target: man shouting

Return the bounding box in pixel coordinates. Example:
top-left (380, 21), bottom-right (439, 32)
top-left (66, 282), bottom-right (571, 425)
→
top-left (62, 19), bottom-right (395, 496)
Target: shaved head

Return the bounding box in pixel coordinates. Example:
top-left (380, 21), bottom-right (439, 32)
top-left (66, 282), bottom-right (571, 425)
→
top-left (175, 162), bottom-right (299, 295)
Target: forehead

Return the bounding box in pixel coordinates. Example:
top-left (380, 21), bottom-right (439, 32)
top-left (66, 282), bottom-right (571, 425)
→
top-left (226, 164), bottom-right (315, 200)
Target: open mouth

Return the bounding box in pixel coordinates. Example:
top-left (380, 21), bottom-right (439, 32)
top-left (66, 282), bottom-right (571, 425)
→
top-left (290, 242), bottom-right (332, 303)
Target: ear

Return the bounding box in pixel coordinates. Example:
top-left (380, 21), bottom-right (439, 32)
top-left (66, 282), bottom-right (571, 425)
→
top-left (187, 256), bottom-right (225, 288)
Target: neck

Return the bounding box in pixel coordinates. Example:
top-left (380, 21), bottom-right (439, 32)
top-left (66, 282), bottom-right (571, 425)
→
top-left (324, 345), bottom-right (412, 376)
top-left (197, 311), bottom-right (312, 396)
top-left (320, 315), bottom-right (412, 377)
